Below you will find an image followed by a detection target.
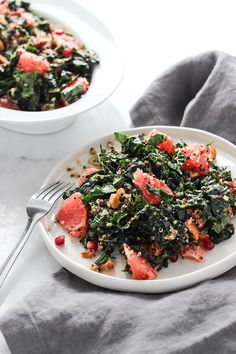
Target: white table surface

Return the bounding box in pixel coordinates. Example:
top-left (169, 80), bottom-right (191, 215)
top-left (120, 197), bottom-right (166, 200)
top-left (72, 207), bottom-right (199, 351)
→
top-left (1, 0), bottom-right (236, 352)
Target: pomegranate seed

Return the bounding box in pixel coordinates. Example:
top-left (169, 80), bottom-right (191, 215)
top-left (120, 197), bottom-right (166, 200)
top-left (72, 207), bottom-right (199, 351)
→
top-left (169, 255), bottom-right (178, 263)
top-left (203, 238), bottom-right (215, 250)
top-left (62, 47), bottom-right (73, 57)
top-left (55, 28), bottom-right (63, 35)
top-left (87, 241), bottom-right (98, 251)
top-left (55, 235), bottom-right (65, 246)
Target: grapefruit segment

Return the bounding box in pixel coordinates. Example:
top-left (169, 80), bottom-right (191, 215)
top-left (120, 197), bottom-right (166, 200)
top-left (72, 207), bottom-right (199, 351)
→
top-left (56, 193), bottom-right (88, 239)
top-left (133, 168), bottom-right (173, 205)
top-left (123, 243), bottom-right (157, 280)
top-left (147, 129), bottom-right (175, 154)
top-left (182, 144), bottom-right (217, 176)
top-left (78, 168), bottom-right (98, 186)
top-left (17, 51), bottom-right (50, 74)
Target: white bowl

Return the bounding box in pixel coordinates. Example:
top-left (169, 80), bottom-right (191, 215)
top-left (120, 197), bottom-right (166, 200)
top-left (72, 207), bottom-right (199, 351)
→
top-left (0, 0), bottom-right (124, 134)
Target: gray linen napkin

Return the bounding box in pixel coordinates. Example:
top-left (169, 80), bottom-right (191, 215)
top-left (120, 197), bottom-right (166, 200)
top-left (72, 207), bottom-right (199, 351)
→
top-left (1, 51), bottom-right (236, 354)
top-left (130, 51), bottom-right (236, 144)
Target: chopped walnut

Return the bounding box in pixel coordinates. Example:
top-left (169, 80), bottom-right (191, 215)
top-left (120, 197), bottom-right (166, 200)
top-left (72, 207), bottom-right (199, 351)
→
top-left (90, 264), bottom-right (99, 272)
top-left (116, 188), bottom-right (126, 199)
top-left (81, 250), bottom-right (95, 259)
top-left (100, 260), bottom-right (114, 271)
top-left (109, 193), bottom-right (120, 209)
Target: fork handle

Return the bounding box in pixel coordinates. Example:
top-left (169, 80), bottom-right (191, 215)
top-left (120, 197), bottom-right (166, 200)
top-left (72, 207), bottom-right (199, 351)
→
top-left (0, 217), bottom-right (36, 288)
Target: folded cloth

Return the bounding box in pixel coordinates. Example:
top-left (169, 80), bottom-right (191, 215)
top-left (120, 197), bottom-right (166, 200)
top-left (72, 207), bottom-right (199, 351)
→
top-left (130, 51), bottom-right (236, 144)
top-left (1, 51), bottom-right (236, 354)
top-left (1, 268), bottom-right (236, 354)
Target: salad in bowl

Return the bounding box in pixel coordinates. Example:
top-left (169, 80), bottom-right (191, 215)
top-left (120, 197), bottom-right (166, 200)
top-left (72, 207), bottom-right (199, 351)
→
top-left (0, 0), bottom-right (99, 111)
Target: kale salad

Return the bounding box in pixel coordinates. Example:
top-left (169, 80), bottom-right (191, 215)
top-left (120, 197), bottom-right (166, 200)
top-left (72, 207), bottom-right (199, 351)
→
top-left (55, 129), bottom-right (236, 280)
top-left (0, 0), bottom-right (99, 111)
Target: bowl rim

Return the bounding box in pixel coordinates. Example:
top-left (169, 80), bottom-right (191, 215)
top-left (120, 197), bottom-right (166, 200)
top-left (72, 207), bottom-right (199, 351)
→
top-left (0, 0), bottom-right (125, 123)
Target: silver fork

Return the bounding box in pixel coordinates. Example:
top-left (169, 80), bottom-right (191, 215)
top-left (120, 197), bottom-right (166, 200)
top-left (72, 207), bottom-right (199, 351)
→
top-left (0, 181), bottom-right (74, 288)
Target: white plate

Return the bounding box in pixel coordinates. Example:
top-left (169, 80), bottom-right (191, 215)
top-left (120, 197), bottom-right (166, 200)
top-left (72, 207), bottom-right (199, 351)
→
top-left (39, 126), bottom-right (236, 293)
top-left (0, 0), bottom-right (124, 134)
